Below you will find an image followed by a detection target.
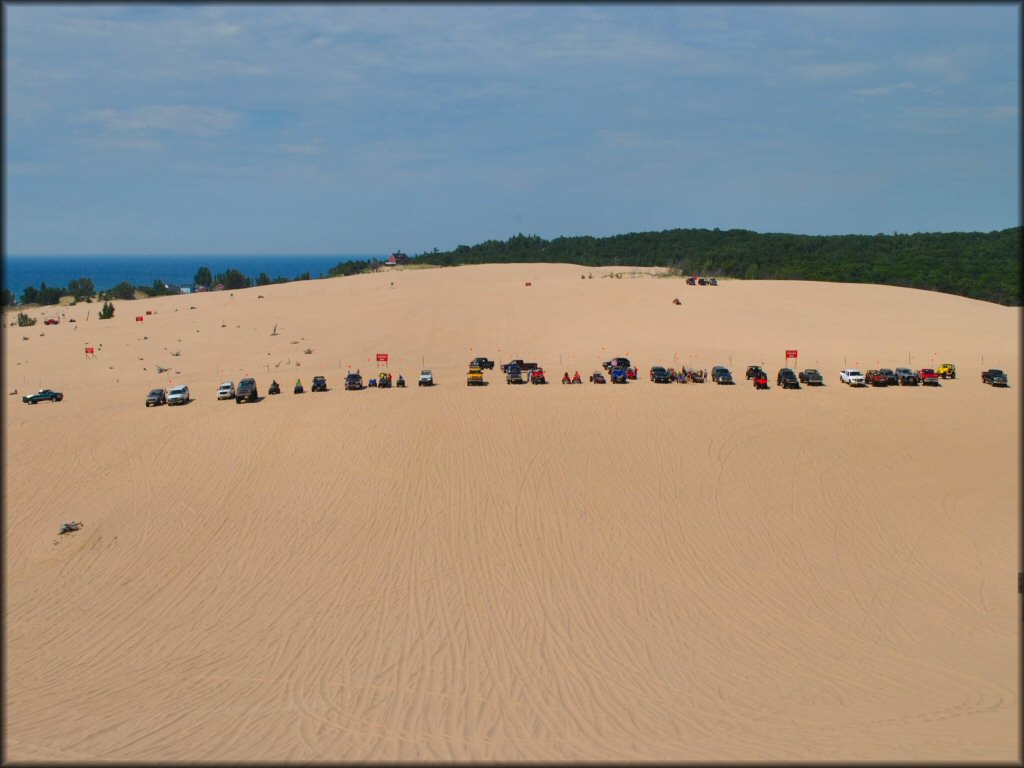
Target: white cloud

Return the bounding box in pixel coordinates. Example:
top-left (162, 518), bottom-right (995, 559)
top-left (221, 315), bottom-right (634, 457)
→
top-left (791, 62), bottom-right (878, 81)
top-left (903, 53), bottom-right (969, 84)
top-left (280, 141), bottom-right (322, 155)
top-left (985, 104), bottom-right (1018, 121)
top-left (77, 105), bottom-right (243, 136)
top-left (853, 81), bottom-right (914, 97)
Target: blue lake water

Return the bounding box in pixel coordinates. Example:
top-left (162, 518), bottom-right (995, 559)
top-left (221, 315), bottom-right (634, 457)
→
top-left (3, 254), bottom-right (385, 295)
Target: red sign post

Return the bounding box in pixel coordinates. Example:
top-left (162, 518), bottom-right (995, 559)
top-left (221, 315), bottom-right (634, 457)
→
top-left (376, 353), bottom-right (388, 367)
top-left (785, 349), bottom-right (798, 360)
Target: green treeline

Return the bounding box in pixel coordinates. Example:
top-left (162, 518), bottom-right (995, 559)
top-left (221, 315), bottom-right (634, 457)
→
top-left (2, 258), bottom-right (385, 309)
top-left (410, 228), bottom-right (1022, 306)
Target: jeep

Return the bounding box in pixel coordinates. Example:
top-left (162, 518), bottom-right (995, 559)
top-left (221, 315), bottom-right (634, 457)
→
top-left (894, 367), bottom-right (919, 386)
top-left (864, 370), bottom-right (888, 387)
top-left (312, 375), bottom-right (328, 392)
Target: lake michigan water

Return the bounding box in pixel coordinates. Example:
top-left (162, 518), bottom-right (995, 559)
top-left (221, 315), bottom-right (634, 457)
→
top-left (3, 254), bottom-right (385, 295)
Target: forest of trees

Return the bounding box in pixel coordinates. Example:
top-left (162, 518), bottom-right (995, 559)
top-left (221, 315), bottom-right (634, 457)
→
top-left (409, 227), bottom-right (1021, 306)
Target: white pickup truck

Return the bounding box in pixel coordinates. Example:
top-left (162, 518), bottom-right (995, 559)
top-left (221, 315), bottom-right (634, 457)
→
top-left (839, 369), bottom-right (866, 386)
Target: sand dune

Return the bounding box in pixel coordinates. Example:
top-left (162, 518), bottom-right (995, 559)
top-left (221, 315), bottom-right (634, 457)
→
top-left (4, 264), bottom-right (1019, 761)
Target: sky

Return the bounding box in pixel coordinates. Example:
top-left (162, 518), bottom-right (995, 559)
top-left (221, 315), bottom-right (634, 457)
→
top-left (4, 3), bottom-right (1020, 256)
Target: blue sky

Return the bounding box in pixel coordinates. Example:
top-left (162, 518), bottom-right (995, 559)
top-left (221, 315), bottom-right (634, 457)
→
top-left (5, 3), bottom-right (1020, 256)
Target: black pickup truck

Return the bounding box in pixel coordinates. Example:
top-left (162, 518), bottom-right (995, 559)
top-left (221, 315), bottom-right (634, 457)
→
top-left (798, 368), bottom-right (824, 385)
top-left (470, 357), bottom-right (495, 370)
top-left (982, 369), bottom-right (1008, 386)
top-left (500, 359), bottom-right (538, 372)
top-left (602, 357), bottom-right (632, 372)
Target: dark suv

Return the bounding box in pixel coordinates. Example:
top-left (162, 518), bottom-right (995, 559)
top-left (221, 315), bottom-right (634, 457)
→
top-left (312, 375), bottom-right (328, 392)
top-left (711, 366), bottom-right (733, 384)
top-left (145, 388), bottom-right (167, 407)
top-left (602, 357), bottom-right (632, 372)
top-left (777, 368), bottom-right (800, 389)
top-left (746, 365), bottom-right (765, 380)
top-left (650, 366), bottom-right (673, 383)
top-left (235, 377), bottom-right (258, 403)
top-left (345, 372), bottom-right (363, 390)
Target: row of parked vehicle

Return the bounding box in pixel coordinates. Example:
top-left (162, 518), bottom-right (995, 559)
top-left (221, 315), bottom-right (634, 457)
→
top-left (21, 358), bottom-right (1011, 411)
top-left (142, 369), bottom-right (438, 407)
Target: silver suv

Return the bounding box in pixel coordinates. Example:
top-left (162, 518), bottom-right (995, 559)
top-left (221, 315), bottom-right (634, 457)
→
top-left (167, 384), bottom-right (190, 404)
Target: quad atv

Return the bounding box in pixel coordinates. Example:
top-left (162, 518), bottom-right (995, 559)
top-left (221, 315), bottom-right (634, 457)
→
top-left (268, 380), bottom-right (281, 395)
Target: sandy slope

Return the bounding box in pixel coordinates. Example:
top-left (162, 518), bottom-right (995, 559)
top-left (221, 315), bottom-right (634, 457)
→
top-left (4, 264), bottom-right (1019, 761)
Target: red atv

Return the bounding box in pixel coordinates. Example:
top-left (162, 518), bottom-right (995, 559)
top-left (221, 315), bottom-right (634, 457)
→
top-left (754, 374), bottom-right (769, 390)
